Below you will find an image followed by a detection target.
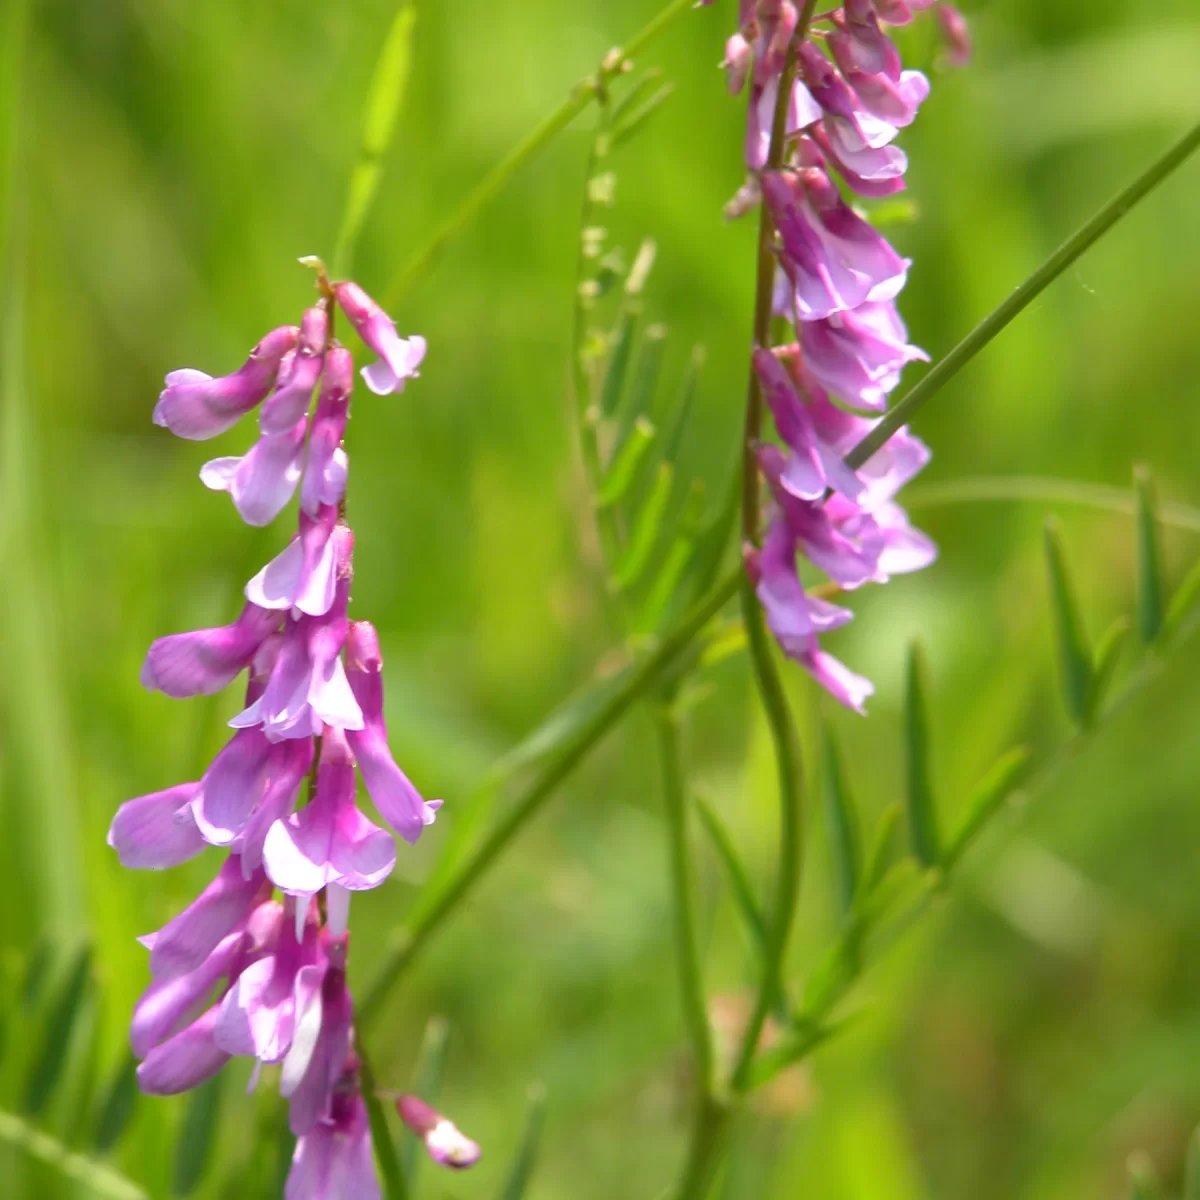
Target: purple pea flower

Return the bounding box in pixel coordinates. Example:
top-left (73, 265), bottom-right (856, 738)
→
top-left (799, 641), bottom-right (876, 714)
top-left (333, 282), bottom-right (426, 396)
top-left (141, 601), bottom-right (283, 698)
top-left (200, 416), bottom-right (308, 527)
top-left (806, 126), bottom-right (908, 198)
top-left (344, 620), bottom-right (442, 845)
top-left (262, 728), bottom-right (397, 901)
top-left (937, 4), bottom-right (972, 67)
top-left (286, 1087), bottom-right (380, 1200)
top-left (153, 325), bottom-right (299, 441)
top-left (246, 507), bottom-right (344, 619)
top-left (396, 1095), bottom-right (482, 1170)
top-left (300, 346), bottom-right (352, 519)
top-left (108, 781), bottom-right (205, 870)
top-left (832, 0), bottom-right (903, 80)
top-left (873, 0), bottom-right (937, 25)
top-left (259, 307), bottom-right (329, 434)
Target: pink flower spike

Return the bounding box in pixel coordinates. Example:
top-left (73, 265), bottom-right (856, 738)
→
top-left (245, 507), bottom-right (343, 619)
top-left (286, 1092), bottom-right (380, 1200)
top-left (141, 602), bottom-right (283, 698)
top-left (143, 855), bottom-right (271, 981)
top-left (263, 729), bottom-right (396, 897)
top-left (200, 417), bottom-right (308, 527)
top-left (333, 282), bottom-right (426, 396)
top-left (154, 325), bottom-right (299, 441)
top-left (260, 307), bottom-right (328, 435)
top-left (396, 1096), bottom-right (481, 1171)
top-left (108, 781), bottom-right (205, 870)
top-left (136, 1006), bottom-right (231, 1095)
top-left (344, 621), bottom-right (442, 845)
top-left (300, 346), bottom-right (352, 519)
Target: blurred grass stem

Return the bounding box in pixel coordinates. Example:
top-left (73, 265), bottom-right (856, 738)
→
top-left (382, 0), bottom-right (697, 306)
top-left (847, 119), bottom-right (1200, 469)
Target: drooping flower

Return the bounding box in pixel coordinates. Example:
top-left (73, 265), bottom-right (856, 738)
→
top-left (245, 507), bottom-right (344, 619)
top-left (395, 1095), bottom-right (482, 1170)
top-left (259, 307), bottom-right (329, 434)
top-left (333, 282), bottom-right (426, 396)
top-left (286, 1084), bottom-right (380, 1200)
top-left (200, 416), bottom-right (309, 527)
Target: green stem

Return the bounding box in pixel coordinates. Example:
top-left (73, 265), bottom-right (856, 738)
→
top-left (358, 1047), bottom-right (410, 1200)
top-left (358, 562), bottom-right (742, 1030)
top-left (674, 1094), bottom-right (734, 1200)
top-left (654, 701), bottom-right (715, 1095)
top-left (381, 0), bottom-right (697, 306)
top-left (846, 119), bottom-right (1200, 470)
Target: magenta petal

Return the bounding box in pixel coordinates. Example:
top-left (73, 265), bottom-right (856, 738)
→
top-left (201, 418), bottom-right (308, 527)
top-left (800, 644), bottom-right (875, 714)
top-left (136, 1007), bottom-right (231, 1094)
top-left (283, 965), bottom-right (352, 1136)
top-left (260, 308), bottom-right (328, 434)
top-left (334, 283), bottom-right (425, 397)
top-left (286, 1096), bottom-right (379, 1200)
top-left (300, 347), bottom-right (352, 519)
top-left (108, 782), bottom-right (205, 870)
top-left (142, 603), bottom-right (282, 698)
top-left (235, 738), bottom-right (314, 875)
top-left (193, 730), bottom-right (273, 847)
top-left (147, 856), bottom-right (268, 980)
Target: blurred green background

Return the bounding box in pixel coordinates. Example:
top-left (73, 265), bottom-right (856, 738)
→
top-left (2, 0), bottom-right (1200, 1196)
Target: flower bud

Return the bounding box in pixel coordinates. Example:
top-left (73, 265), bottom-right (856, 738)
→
top-left (395, 1096), bottom-right (481, 1170)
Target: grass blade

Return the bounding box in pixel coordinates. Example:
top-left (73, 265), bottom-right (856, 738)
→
top-left (359, 1049), bottom-right (409, 1200)
top-left (941, 747), bottom-right (1031, 873)
top-left (1164, 555), bottom-right (1200, 645)
top-left (904, 643), bottom-right (940, 868)
top-left (612, 461), bottom-right (674, 591)
top-left (860, 803), bottom-right (902, 898)
top-left (1087, 615), bottom-right (1130, 724)
top-left (611, 82), bottom-right (676, 148)
top-left (92, 1054), bottom-right (139, 1154)
top-left (694, 796), bottom-right (767, 956)
top-left (496, 1083), bottom-right (548, 1200)
top-left (171, 1071), bottom-right (224, 1196)
top-left (1134, 466), bottom-right (1166, 644)
top-left (1044, 519), bottom-right (1094, 729)
top-left (401, 1015), bottom-right (449, 1183)
top-left (821, 725), bottom-right (862, 918)
top-left (0, 1110), bottom-right (147, 1199)
top-left (598, 416), bottom-right (657, 508)
top-left (332, 3), bottom-right (418, 277)
top-left (23, 945), bottom-right (91, 1116)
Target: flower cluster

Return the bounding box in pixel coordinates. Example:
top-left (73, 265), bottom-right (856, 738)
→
top-left (714, 0), bottom-right (969, 711)
top-left (108, 273), bottom-right (476, 1196)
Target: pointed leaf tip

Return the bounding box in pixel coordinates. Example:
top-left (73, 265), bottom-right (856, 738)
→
top-left (1044, 519), bottom-right (1093, 729)
top-left (1087, 615), bottom-right (1129, 725)
top-left (1135, 466), bottom-right (1166, 645)
top-left (904, 642), bottom-right (940, 868)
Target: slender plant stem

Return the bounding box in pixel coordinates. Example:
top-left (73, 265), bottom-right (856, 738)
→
top-left (358, 563), bottom-right (741, 1030)
top-left (382, 0), bottom-right (697, 306)
top-left (654, 701), bottom-right (715, 1095)
top-left (726, 1), bottom-right (819, 1102)
top-left (674, 1094), bottom-right (734, 1200)
top-left (846, 119), bottom-right (1200, 469)
top-left (358, 1047), bottom-right (410, 1200)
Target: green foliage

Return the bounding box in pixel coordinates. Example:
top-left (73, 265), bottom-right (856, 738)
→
top-left (1044, 519), bottom-right (1095, 728)
top-left (821, 725), bottom-right (863, 918)
top-left (496, 1084), bottom-right (547, 1200)
top-left (1135, 466), bottom-right (1167, 644)
top-left (903, 642), bottom-right (941, 867)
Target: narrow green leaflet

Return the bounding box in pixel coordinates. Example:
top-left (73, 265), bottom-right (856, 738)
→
top-left (616, 323), bottom-right (667, 443)
top-left (332, 3), bottom-right (417, 276)
top-left (23, 944), bottom-right (91, 1116)
top-left (612, 461), bottom-right (674, 590)
top-left (659, 345), bottom-right (704, 467)
top-left (904, 643), bottom-right (940, 867)
top-left (496, 1084), bottom-right (548, 1200)
top-left (92, 1054), bottom-right (139, 1154)
top-left (1087, 616), bottom-right (1130, 724)
top-left (1044, 519), bottom-right (1094, 729)
top-left (941, 746), bottom-right (1031, 873)
top-left (1163, 555), bottom-right (1200, 645)
top-left (598, 416), bottom-right (656, 507)
top-left (1134, 466), bottom-right (1166, 644)
top-left (611, 82), bottom-right (676, 148)
top-left (860, 802), bottom-right (902, 897)
top-left (172, 1072), bottom-right (224, 1196)
top-left (821, 726), bottom-right (862, 917)
top-left (598, 309), bottom-right (638, 419)
top-left (695, 795), bottom-right (767, 956)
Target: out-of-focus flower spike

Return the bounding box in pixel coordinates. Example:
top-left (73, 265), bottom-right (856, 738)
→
top-left (154, 325), bottom-right (299, 441)
top-left (344, 620), bottom-right (442, 844)
top-left (260, 307), bottom-right (329, 434)
top-left (936, 4), bottom-right (972, 67)
top-left (333, 282), bottom-right (426, 396)
top-left (396, 1095), bottom-right (482, 1170)
top-left (141, 602), bottom-right (283, 698)
top-left (301, 346), bottom-right (353, 519)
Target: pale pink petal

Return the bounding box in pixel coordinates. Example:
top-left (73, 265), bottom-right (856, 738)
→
top-left (108, 782), bottom-right (205, 870)
top-left (136, 1007), bottom-right (230, 1094)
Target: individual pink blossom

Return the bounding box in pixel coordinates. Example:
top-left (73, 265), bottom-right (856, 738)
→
top-left (141, 602), bottom-right (282, 698)
top-left (280, 933), bottom-right (354, 1135)
top-left (300, 346), bottom-right (352, 519)
top-left (108, 781), bottom-right (205, 870)
top-left (137, 1006), bottom-right (232, 1095)
top-left (873, 0), bottom-right (937, 26)
top-left (798, 300), bottom-right (928, 412)
top-left (259, 307), bottom-right (329, 434)
top-left (286, 1088), bottom-right (380, 1200)
top-left (200, 416), bottom-right (308, 527)
top-left (396, 1095), bottom-right (482, 1170)
top-left (153, 325), bottom-right (299, 440)
top-left (245, 508), bottom-right (344, 619)
top-left (807, 126), bottom-right (908, 198)
top-left (831, 0), bottom-right (903, 80)
top-left (798, 640), bottom-right (876, 714)
top-left (333, 282), bottom-right (426, 396)
top-left (745, 74), bottom-right (823, 170)
top-left (263, 728), bottom-right (397, 900)
top-left (936, 4), bottom-right (972, 67)
top-left (140, 854), bottom-right (272, 980)
top-left (344, 621), bottom-right (442, 844)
